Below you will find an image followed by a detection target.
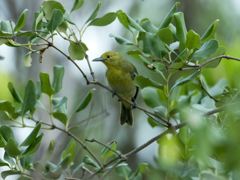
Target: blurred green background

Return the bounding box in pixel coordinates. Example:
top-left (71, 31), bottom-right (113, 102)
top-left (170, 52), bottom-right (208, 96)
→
top-left (0, 0), bottom-right (240, 179)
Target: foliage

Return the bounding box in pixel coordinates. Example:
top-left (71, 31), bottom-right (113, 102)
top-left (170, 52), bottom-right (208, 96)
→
top-left (0, 0), bottom-right (240, 180)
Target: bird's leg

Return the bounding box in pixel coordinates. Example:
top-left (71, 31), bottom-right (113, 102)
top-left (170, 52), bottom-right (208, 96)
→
top-left (131, 97), bottom-right (137, 109)
top-left (112, 90), bottom-right (116, 98)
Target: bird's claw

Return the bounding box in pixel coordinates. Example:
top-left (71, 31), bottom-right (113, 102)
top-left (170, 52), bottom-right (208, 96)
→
top-left (132, 98), bottom-right (137, 109)
top-left (112, 90), bottom-right (116, 98)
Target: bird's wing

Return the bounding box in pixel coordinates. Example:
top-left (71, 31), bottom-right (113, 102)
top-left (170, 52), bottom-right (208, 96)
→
top-left (130, 66), bottom-right (139, 100)
top-left (130, 67), bottom-right (138, 80)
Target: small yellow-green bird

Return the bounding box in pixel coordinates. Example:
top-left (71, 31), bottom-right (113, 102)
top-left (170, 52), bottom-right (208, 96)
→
top-left (93, 51), bottom-right (138, 126)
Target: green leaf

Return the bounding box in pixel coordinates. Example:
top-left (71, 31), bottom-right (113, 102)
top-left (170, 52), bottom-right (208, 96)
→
top-left (8, 82), bottom-right (23, 104)
top-left (191, 39), bottom-right (218, 61)
top-left (1, 170), bottom-right (21, 180)
top-left (174, 12), bottom-right (187, 43)
top-left (141, 87), bottom-right (162, 108)
top-left (101, 141), bottom-right (117, 164)
top-left (0, 38), bottom-right (7, 45)
top-left (52, 112), bottom-right (67, 126)
top-left (109, 34), bottom-right (134, 45)
top-left (202, 46), bottom-right (226, 68)
top-left (0, 158), bottom-right (9, 167)
top-left (156, 28), bottom-right (173, 44)
top-left (0, 101), bottom-right (15, 115)
top-left (22, 52), bottom-right (32, 67)
top-left (42, 0), bottom-right (66, 21)
top-left (53, 96), bottom-right (68, 109)
top-left (21, 133), bottom-right (44, 156)
top-left (115, 162), bottom-right (131, 178)
top-left (57, 21), bottom-right (68, 35)
top-left (52, 98), bottom-right (68, 115)
top-left (186, 30), bottom-right (200, 50)
top-left (142, 32), bottom-right (153, 54)
top-left (59, 154), bottom-right (71, 170)
top-left (0, 111), bottom-right (10, 121)
top-left (152, 62), bottom-right (164, 70)
top-left (75, 89), bottom-right (94, 112)
top-left (141, 20), bottom-right (158, 33)
top-left (88, 12), bottom-right (117, 26)
top-left (85, 2), bottom-right (102, 24)
top-left (154, 106), bottom-right (168, 119)
top-left (83, 155), bottom-right (99, 168)
top-left (0, 134), bottom-right (7, 147)
top-left (43, 166), bottom-right (62, 179)
top-left (21, 80), bottom-right (36, 116)
top-left (71, 0), bottom-right (84, 13)
top-left (4, 152), bottom-right (15, 166)
top-left (5, 138), bottom-right (21, 157)
top-left (1, 20), bottom-right (15, 34)
top-left (72, 162), bottom-right (84, 176)
top-left (14, 9), bottom-right (28, 32)
top-left (138, 163), bottom-right (148, 173)
top-left (170, 71), bottom-right (201, 92)
top-left (40, 72), bottom-right (55, 96)
top-left (159, 2), bottom-right (180, 29)
top-left (200, 19), bottom-right (219, 43)
top-left (20, 122), bottom-right (41, 147)
top-left (132, 75), bottom-right (164, 90)
top-left (20, 154), bottom-right (34, 169)
top-left (42, 140), bottom-right (55, 164)
top-left (63, 12), bottom-right (75, 25)
top-left (173, 48), bottom-right (187, 62)
top-left (52, 65), bottom-right (65, 94)
top-left (117, 10), bottom-right (146, 32)
top-left (68, 41), bottom-right (88, 60)
top-left (127, 50), bottom-right (151, 62)
top-left (151, 34), bottom-right (166, 59)
top-left (0, 126), bottom-right (17, 145)
top-left (61, 139), bottom-right (75, 166)
top-left (47, 9), bottom-right (63, 34)
top-left (116, 10), bottom-right (131, 30)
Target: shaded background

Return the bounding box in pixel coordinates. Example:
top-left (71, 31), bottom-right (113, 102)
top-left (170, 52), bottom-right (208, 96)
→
top-left (1, 0), bottom-right (240, 179)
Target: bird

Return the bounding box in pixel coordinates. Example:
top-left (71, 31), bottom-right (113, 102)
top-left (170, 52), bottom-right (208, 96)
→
top-left (93, 51), bottom-right (138, 126)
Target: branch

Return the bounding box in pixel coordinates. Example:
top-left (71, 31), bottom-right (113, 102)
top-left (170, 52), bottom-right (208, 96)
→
top-left (36, 34), bottom-right (90, 84)
top-left (90, 81), bottom-right (170, 125)
top-left (199, 55), bottom-right (240, 67)
top-left (167, 55), bottom-right (240, 71)
top-left (77, 40), bottom-right (96, 81)
top-left (199, 76), bottom-right (224, 103)
top-left (0, 30), bottom-right (49, 39)
top-left (29, 118), bottom-right (102, 168)
top-left (86, 139), bottom-right (121, 157)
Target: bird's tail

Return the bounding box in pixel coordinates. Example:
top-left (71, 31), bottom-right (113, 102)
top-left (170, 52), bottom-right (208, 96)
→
top-left (120, 103), bottom-right (133, 126)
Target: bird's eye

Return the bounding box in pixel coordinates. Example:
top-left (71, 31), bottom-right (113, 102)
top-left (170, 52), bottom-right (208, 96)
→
top-left (107, 55), bottom-right (111, 58)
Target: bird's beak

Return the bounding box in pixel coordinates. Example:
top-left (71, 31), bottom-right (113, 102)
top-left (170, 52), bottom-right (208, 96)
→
top-left (92, 57), bottom-right (105, 62)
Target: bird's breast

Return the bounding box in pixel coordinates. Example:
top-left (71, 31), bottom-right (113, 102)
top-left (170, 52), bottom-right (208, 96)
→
top-left (106, 68), bottom-right (135, 97)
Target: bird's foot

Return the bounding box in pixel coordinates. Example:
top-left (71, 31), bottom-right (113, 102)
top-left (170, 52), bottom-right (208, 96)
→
top-left (132, 98), bottom-right (137, 109)
top-left (112, 90), bottom-right (116, 98)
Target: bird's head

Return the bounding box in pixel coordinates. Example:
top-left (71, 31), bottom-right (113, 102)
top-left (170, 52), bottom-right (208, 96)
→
top-left (93, 51), bottom-right (124, 67)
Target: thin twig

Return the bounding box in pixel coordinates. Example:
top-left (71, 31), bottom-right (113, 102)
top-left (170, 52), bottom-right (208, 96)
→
top-left (167, 55), bottom-right (240, 71)
top-left (0, 30), bottom-right (49, 39)
top-left (86, 139), bottom-right (121, 157)
top-left (29, 118), bottom-right (102, 168)
top-left (199, 75), bottom-right (224, 103)
top-left (9, 19), bottom-right (15, 40)
top-left (199, 55), bottom-right (240, 67)
top-left (36, 34), bottom-right (90, 84)
top-left (82, 166), bottom-right (94, 175)
top-left (90, 81), bottom-right (170, 125)
top-left (77, 40), bottom-right (96, 81)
